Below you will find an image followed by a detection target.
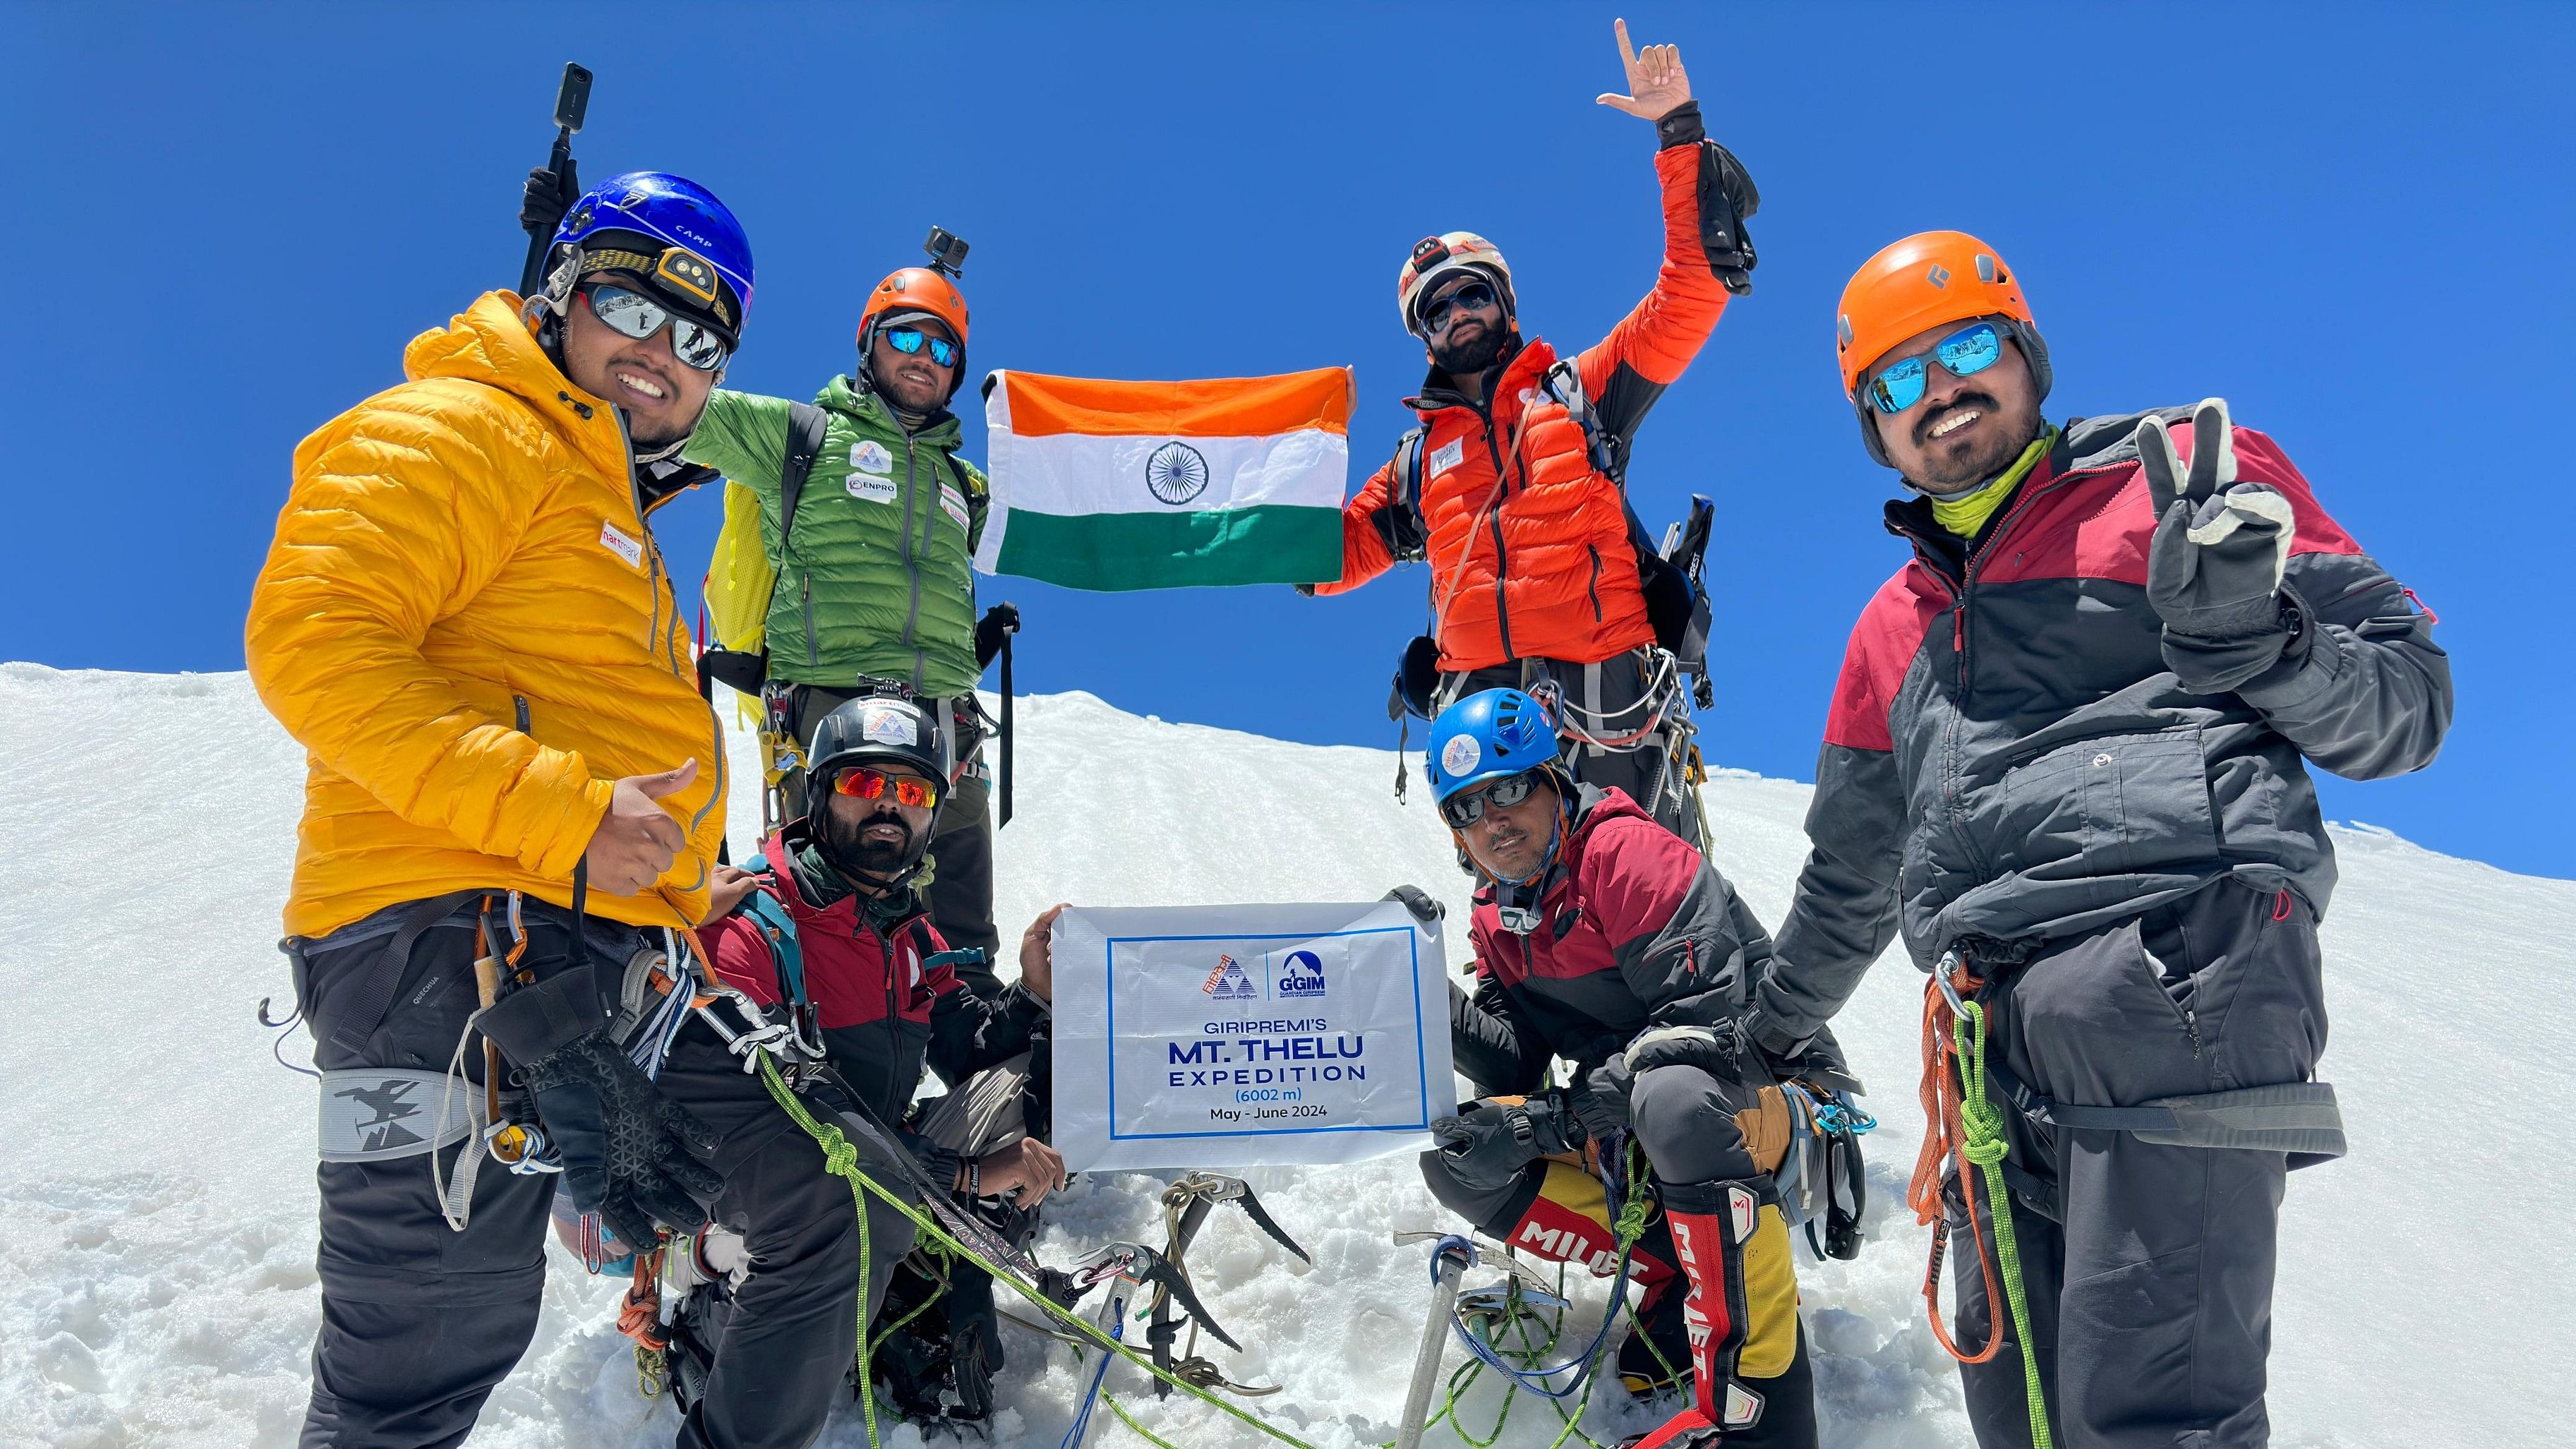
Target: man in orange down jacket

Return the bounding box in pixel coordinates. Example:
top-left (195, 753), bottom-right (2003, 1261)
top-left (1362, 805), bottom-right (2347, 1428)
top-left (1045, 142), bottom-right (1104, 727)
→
top-left (1305, 19), bottom-right (1757, 846)
top-left (248, 174), bottom-right (863, 1449)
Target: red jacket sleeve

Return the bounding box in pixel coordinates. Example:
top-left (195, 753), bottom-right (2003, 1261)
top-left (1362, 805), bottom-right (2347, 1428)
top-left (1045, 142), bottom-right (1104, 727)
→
top-left (1313, 454), bottom-right (1399, 596)
top-left (1574, 126), bottom-right (1736, 408)
top-left (704, 911), bottom-right (783, 1006)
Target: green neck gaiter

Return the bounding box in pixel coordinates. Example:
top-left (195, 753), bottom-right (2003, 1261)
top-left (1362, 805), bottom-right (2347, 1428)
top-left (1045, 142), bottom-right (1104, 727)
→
top-left (1929, 426), bottom-right (2057, 539)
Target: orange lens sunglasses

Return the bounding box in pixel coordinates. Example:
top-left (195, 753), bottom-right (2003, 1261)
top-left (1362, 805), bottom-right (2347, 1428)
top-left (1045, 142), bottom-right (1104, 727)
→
top-left (831, 766), bottom-right (941, 810)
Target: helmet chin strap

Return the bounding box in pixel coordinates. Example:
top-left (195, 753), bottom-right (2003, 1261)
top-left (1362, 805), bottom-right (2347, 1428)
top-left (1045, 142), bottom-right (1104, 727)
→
top-left (1481, 788), bottom-right (1572, 936)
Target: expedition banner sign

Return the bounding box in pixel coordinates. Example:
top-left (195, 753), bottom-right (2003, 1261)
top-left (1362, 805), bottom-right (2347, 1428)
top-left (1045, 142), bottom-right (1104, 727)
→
top-left (1050, 901), bottom-right (1452, 1171)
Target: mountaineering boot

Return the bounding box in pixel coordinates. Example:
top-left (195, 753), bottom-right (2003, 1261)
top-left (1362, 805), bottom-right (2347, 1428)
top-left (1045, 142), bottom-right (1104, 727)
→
top-left (1618, 1270), bottom-right (1695, 1397)
top-left (1621, 1179), bottom-right (1817, 1449)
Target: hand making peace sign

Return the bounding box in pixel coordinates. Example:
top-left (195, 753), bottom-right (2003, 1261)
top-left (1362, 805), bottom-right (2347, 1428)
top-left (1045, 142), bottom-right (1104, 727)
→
top-left (1596, 18), bottom-right (1692, 121)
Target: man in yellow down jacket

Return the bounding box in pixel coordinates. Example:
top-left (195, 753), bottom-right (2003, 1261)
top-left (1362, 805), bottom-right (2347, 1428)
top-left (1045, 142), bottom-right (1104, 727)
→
top-left (248, 173), bottom-right (825, 1448)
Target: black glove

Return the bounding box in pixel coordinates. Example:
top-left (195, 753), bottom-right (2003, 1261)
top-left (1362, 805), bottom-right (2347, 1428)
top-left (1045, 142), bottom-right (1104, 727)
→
top-left (1293, 583), bottom-right (1318, 598)
top-left (1383, 885), bottom-right (1446, 922)
top-left (1430, 1095), bottom-right (1581, 1194)
top-left (975, 602), bottom-right (1020, 669)
top-left (522, 161), bottom-right (579, 241)
top-left (1568, 1058), bottom-right (1632, 1144)
top-left (520, 1032), bottom-right (723, 1249)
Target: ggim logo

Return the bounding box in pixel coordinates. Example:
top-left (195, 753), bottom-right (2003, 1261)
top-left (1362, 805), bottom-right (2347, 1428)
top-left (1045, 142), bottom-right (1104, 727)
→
top-left (1275, 948), bottom-right (1325, 999)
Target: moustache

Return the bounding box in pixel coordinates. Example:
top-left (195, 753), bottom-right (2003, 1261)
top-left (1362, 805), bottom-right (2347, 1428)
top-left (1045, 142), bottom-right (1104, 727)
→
top-left (1915, 391), bottom-right (1999, 445)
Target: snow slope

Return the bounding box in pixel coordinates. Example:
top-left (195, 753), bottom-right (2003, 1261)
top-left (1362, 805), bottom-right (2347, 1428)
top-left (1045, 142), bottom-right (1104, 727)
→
top-left (2, 662), bottom-right (2568, 1448)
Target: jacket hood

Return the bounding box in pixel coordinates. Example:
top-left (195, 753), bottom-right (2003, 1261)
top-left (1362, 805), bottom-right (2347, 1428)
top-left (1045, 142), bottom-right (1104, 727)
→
top-left (404, 292), bottom-right (630, 474)
top-left (821, 373), bottom-right (962, 446)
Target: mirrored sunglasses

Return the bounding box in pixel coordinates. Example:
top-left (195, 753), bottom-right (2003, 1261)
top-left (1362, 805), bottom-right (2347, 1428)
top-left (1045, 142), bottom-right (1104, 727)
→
top-left (885, 326), bottom-right (958, 368)
top-left (830, 765), bottom-right (941, 810)
top-left (580, 285), bottom-right (730, 372)
top-left (1439, 769), bottom-right (1541, 829)
top-left (1865, 321), bottom-right (2003, 416)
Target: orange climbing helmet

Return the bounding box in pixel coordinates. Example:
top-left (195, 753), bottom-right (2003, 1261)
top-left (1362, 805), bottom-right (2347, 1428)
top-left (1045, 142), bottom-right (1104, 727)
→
top-left (1835, 230), bottom-right (2051, 464)
top-left (856, 265), bottom-right (970, 400)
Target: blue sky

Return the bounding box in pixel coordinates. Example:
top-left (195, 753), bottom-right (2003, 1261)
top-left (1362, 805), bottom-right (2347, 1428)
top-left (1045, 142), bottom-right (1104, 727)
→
top-left (6, 3), bottom-right (2569, 879)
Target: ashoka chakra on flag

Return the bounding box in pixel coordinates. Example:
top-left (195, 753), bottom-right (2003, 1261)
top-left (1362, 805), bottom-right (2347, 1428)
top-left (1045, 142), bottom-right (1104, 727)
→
top-left (975, 368), bottom-right (1351, 590)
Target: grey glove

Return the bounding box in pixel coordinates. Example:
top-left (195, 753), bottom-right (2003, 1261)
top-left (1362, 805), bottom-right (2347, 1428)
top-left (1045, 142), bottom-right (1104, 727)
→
top-left (1622, 1021), bottom-right (1751, 1080)
top-left (521, 1033), bottom-right (724, 1249)
top-left (1431, 1095), bottom-right (1580, 1195)
top-left (2139, 398), bottom-right (2297, 644)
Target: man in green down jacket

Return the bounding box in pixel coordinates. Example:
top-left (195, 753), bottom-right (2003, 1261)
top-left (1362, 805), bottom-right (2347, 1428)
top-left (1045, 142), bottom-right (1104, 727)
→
top-left (684, 259), bottom-right (1012, 973)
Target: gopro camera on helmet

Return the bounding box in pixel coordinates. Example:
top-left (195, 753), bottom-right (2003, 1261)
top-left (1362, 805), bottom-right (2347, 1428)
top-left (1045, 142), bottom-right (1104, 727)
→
top-left (922, 226), bottom-right (970, 279)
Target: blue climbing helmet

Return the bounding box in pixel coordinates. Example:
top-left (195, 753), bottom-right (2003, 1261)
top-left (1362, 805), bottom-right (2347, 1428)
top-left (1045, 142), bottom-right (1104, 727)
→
top-left (1424, 688), bottom-right (1562, 804)
top-left (542, 171), bottom-right (754, 345)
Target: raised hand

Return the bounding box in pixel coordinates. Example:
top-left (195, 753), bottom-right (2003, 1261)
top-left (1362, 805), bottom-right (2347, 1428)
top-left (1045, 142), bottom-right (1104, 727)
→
top-left (2136, 399), bottom-right (2297, 644)
top-left (1595, 18), bottom-right (1692, 121)
top-left (1018, 903), bottom-right (1068, 1002)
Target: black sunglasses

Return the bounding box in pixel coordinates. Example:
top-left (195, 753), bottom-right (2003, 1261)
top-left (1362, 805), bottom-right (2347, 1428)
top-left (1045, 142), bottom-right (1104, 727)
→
top-left (1419, 280), bottom-right (1499, 336)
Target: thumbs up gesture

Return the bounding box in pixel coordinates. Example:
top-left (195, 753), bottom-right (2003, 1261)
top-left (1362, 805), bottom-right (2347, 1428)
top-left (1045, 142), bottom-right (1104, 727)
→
top-left (2137, 399), bottom-right (2297, 645)
top-left (582, 759), bottom-right (697, 896)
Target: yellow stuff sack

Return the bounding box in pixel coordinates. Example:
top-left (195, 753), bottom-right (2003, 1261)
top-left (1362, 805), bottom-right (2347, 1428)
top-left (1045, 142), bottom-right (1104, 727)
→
top-left (704, 479), bottom-right (776, 655)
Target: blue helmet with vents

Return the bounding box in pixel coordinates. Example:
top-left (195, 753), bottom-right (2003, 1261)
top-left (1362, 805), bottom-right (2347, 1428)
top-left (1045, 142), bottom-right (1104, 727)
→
top-left (1424, 688), bottom-right (1560, 803)
top-left (543, 171), bottom-right (754, 344)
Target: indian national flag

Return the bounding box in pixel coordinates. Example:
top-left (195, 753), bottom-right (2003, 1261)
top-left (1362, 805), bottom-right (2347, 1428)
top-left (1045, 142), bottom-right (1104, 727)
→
top-left (975, 367), bottom-right (1351, 590)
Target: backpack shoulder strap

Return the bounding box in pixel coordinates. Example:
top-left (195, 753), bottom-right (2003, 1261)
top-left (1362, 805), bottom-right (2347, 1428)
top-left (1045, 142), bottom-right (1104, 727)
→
top-left (1540, 359), bottom-right (1622, 483)
top-left (1373, 425), bottom-right (1432, 563)
top-left (740, 881), bottom-right (808, 1006)
top-left (908, 913), bottom-right (988, 974)
top-left (777, 401), bottom-right (832, 547)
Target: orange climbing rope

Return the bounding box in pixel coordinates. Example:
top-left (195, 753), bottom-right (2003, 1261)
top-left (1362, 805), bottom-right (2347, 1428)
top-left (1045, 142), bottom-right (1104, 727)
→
top-left (1907, 958), bottom-right (2005, 1365)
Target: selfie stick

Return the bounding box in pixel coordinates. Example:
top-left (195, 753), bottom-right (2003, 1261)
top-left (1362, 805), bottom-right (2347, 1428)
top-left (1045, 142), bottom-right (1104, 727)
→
top-left (519, 63), bottom-right (593, 297)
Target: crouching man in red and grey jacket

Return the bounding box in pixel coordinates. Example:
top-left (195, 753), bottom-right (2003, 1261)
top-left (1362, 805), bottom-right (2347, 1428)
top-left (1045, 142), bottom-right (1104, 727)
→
top-left (677, 691), bottom-right (1064, 1436)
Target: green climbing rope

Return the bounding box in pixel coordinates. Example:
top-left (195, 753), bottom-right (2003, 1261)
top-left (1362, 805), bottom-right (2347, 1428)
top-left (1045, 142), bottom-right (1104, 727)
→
top-left (752, 1052), bottom-right (1328, 1449)
top-left (1951, 998), bottom-right (2055, 1449)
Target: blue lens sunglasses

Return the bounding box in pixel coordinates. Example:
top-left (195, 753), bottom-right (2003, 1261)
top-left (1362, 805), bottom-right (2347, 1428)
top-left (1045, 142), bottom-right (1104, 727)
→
top-left (1864, 321), bottom-right (2006, 415)
top-left (885, 326), bottom-right (958, 368)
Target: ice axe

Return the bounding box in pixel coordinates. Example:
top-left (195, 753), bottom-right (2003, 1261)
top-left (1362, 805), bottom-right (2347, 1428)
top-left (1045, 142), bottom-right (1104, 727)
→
top-left (1146, 1174), bottom-right (1310, 1397)
top-left (518, 62), bottom-right (592, 296)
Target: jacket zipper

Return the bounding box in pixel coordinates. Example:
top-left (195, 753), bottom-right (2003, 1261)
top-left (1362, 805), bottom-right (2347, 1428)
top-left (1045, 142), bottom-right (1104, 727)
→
top-left (802, 573), bottom-right (821, 667)
top-left (607, 408), bottom-right (728, 857)
top-left (514, 695), bottom-right (531, 733)
top-left (1889, 464), bottom-right (2104, 886)
top-left (1584, 545), bottom-right (1603, 623)
top-left (1475, 399), bottom-right (1517, 660)
top-left (899, 433), bottom-right (926, 692)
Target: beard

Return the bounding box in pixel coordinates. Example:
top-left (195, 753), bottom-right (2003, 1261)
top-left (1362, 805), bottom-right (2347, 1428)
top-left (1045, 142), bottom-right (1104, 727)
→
top-left (1908, 390), bottom-right (2040, 493)
top-left (1429, 324), bottom-right (1508, 380)
top-left (823, 803), bottom-right (917, 879)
